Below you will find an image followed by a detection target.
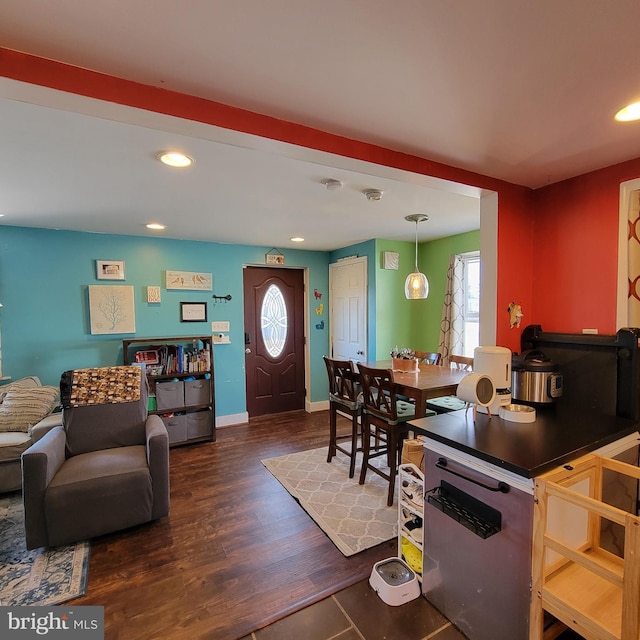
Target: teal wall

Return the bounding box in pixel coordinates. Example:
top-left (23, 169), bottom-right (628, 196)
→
top-left (0, 226), bottom-right (330, 419)
top-left (1, 226), bottom-right (478, 420)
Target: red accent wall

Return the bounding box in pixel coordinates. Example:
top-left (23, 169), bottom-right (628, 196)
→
top-left (0, 47), bottom-right (536, 350)
top-left (532, 158), bottom-right (640, 334)
top-left (495, 186), bottom-right (535, 353)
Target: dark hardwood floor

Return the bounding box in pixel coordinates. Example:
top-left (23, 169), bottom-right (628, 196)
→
top-left (70, 410), bottom-right (395, 640)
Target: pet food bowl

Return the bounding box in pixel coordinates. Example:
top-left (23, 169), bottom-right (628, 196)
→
top-left (369, 557), bottom-right (420, 606)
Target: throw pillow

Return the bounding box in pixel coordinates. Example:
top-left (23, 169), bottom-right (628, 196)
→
top-left (0, 386), bottom-right (59, 433)
top-left (0, 376), bottom-right (42, 403)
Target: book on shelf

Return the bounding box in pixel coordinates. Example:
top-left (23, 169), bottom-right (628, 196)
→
top-left (132, 342), bottom-right (210, 375)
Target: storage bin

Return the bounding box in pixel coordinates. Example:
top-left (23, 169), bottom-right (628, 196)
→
top-left (187, 410), bottom-right (212, 439)
top-left (184, 379), bottom-right (210, 406)
top-left (156, 380), bottom-right (184, 410)
top-left (160, 413), bottom-right (187, 444)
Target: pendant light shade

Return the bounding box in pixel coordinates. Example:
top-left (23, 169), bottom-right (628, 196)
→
top-left (404, 214), bottom-right (429, 299)
top-left (405, 270), bottom-right (429, 299)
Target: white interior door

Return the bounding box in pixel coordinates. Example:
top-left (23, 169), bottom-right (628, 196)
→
top-left (329, 256), bottom-right (367, 362)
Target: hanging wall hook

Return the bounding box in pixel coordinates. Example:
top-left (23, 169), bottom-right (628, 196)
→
top-left (212, 294), bottom-right (232, 304)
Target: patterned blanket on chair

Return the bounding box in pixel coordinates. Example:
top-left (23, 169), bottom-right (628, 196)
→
top-left (60, 366), bottom-right (142, 408)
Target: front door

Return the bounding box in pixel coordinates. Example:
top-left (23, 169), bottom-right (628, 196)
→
top-left (243, 266), bottom-right (305, 417)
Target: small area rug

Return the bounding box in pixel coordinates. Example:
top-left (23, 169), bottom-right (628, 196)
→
top-left (0, 493), bottom-right (90, 606)
top-left (262, 447), bottom-right (397, 556)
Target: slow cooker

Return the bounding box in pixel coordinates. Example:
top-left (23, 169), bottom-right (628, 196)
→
top-left (511, 350), bottom-right (563, 404)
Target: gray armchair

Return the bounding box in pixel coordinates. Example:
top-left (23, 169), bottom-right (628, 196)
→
top-left (22, 366), bottom-right (169, 549)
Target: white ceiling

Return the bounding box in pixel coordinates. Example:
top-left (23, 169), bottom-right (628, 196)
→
top-left (1, 0), bottom-right (639, 250)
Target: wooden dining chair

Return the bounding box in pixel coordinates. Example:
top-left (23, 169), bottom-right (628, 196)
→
top-left (426, 354), bottom-right (473, 413)
top-left (414, 351), bottom-right (441, 365)
top-left (323, 356), bottom-right (363, 478)
top-left (449, 354), bottom-right (473, 371)
top-left (357, 364), bottom-right (417, 506)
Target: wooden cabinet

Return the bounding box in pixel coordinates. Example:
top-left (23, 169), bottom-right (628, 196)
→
top-left (123, 336), bottom-right (215, 446)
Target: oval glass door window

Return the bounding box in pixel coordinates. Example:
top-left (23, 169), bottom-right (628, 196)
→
top-left (261, 284), bottom-right (287, 358)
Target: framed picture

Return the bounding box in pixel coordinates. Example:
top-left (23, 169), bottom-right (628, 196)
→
top-left (147, 286), bottom-right (161, 303)
top-left (88, 285), bottom-right (135, 334)
top-left (166, 270), bottom-right (212, 290)
top-left (96, 260), bottom-right (126, 280)
top-left (265, 249), bottom-right (285, 265)
top-left (180, 301), bottom-right (208, 322)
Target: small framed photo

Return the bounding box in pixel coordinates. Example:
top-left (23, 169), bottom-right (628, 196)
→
top-left (180, 301), bottom-right (208, 322)
top-left (265, 249), bottom-right (285, 265)
top-left (147, 286), bottom-right (161, 303)
top-left (96, 260), bottom-right (126, 280)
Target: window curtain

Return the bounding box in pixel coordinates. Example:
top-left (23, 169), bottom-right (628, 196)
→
top-left (438, 254), bottom-right (465, 366)
top-left (628, 189), bottom-right (640, 327)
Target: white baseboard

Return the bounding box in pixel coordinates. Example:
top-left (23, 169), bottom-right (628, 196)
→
top-left (307, 399), bottom-right (329, 412)
top-left (216, 402), bottom-right (327, 427)
top-left (215, 412), bottom-right (248, 428)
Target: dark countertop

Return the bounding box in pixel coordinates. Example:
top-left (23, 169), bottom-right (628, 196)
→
top-left (408, 402), bottom-right (639, 478)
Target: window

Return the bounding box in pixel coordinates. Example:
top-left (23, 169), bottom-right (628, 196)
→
top-left (261, 284), bottom-right (287, 358)
top-left (460, 252), bottom-right (480, 357)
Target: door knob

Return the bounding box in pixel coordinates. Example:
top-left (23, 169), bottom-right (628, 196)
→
top-left (245, 348), bottom-right (252, 354)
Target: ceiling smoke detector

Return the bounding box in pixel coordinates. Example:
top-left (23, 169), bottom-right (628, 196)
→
top-left (322, 178), bottom-right (343, 191)
top-left (364, 189), bottom-right (383, 201)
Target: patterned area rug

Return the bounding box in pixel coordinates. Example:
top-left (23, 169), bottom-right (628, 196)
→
top-left (262, 447), bottom-right (397, 556)
top-left (0, 493), bottom-right (90, 605)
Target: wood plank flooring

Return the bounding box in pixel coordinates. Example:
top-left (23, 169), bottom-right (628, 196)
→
top-left (70, 410), bottom-right (395, 640)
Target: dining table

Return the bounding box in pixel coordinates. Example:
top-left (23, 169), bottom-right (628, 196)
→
top-left (358, 360), bottom-right (469, 418)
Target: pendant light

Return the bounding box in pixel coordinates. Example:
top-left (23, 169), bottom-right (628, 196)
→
top-left (404, 214), bottom-right (429, 299)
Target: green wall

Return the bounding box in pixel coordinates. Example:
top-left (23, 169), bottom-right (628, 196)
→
top-left (370, 231), bottom-right (480, 358)
top-left (328, 231), bottom-right (479, 361)
top-left (417, 229), bottom-right (481, 351)
top-left (374, 238), bottom-right (416, 359)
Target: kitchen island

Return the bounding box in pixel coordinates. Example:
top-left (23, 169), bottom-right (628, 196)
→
top-left (408, 405), bottom-right (639, 640)
top-left (409, 403), bottom-right (638, 478)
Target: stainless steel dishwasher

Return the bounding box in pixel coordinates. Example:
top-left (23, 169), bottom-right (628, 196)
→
top-left (422, 442), bottom-right (534, 640)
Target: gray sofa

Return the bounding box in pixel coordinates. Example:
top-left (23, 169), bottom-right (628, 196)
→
top-left (21, 366), bottom-right (170, 549)
top-left (0, 376), bottom-right (61, 493)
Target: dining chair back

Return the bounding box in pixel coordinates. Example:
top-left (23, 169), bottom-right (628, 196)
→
top-left (449, 354), bottom-right (473, 371)
top-left (414, 351), bottom-right (442, 365)
top-left (357, 364), bottom-right (416, 506)
top-left (323, 356), bottom-right (363, 478)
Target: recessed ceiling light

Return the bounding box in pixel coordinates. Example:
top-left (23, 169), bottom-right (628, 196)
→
top-left (322, 178), bottom-right (343, 191)
top-left (156, 151), bottom-right (194, 168)
top-left (615, 101), bottom-right (640, 122)
top-left (364, 189), bottom-right (383, 201)
top-left (146, 223), bottom-right (166, 230)
top-left (290, 237), bottom-right (305, 242)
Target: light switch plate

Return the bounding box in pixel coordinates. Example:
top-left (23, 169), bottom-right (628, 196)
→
top-left (211, 321), bottom-right (230, 332)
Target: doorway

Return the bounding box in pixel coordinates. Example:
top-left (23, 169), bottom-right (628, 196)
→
top-left (618, 178), bottom-right (640, 329)
top-left (329, 256), bottom-right (367, 362)
top-left (243, 266), bottom-right (305, 417)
